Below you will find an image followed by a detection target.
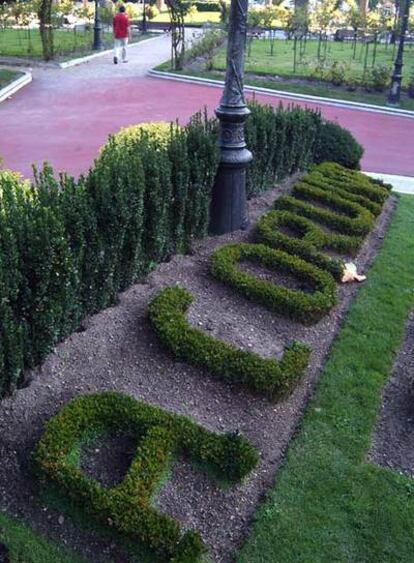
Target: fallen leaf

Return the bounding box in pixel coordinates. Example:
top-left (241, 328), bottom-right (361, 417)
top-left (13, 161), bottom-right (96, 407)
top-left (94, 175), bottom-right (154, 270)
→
top-left (341, 262), bottom-right (366, 283)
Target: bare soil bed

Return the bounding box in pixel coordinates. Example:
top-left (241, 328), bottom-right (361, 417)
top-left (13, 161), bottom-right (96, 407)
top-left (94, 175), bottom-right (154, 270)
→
top-left (0, 178), bottom-right (396, 563)
top-left (370, 311), bottom-right (414, 478)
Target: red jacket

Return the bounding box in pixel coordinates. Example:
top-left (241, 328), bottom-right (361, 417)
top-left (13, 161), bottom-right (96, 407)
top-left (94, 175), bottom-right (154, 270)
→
top-left (113, 13), bottom-right (129, 39)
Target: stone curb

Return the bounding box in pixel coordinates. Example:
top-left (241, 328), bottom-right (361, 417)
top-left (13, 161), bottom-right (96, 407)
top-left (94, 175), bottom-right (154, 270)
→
top-left (0, 70), bottom-right (32, 104)
top-left (364, 172), bottom-right (414, 195)
top-left (148, 69), bottom-right (414, 120)
top-left (59, 34), bottom-right (162, 69)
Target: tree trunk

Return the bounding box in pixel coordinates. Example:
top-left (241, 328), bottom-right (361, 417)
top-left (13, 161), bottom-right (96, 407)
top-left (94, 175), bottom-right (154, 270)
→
top-left (358, 0), bottom-right (368, 19)
top-left (294, 0), bottom-right (308, 12)
top-left (38, 0), bottom-right (54, 60)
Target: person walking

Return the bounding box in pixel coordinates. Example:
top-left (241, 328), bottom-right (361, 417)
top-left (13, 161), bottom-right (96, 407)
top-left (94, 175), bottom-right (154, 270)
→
top-left (113, 5), bottom-right (129, 64)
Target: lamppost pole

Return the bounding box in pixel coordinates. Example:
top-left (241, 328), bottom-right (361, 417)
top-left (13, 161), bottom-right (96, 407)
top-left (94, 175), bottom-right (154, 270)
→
top-left (209, 0), bottom-right (252, 235)
top-left (142, 0), bottom-right (147, 33)
top-left (93, 0), bottom-right (103, 50)
top-left (387, 0), bottom-right (410, 106)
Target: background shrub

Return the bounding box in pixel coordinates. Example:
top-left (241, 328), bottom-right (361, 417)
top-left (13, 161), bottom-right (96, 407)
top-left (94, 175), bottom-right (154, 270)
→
top-left (313, 120), bottom-right (364, 170)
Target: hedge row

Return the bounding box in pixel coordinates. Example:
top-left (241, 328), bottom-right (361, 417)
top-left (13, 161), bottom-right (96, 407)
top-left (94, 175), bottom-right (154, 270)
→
top-left (0, 107), bottom-right (364, 398)
top-left (209, 243), bottom-right (337, 325)
top-left (148, 287), bottom-right (311, 400)
top-left (35, 392), bottom-right (259, 562)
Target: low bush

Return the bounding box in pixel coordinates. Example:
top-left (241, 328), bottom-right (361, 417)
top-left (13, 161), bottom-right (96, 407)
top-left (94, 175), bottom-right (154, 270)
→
top-left (304, 170), bottom-right (383, 216)
top-left (313, 121), bottom-right (364, 170)
top-left (210, 243), bottom-right (337, 325)
top-left (314, 162), bottom-right (390, 203)
top-left (273, 196), bottom-right (364, 254)
top-left (255, 210), bottom-right (344, 280)
top-left (291, 181), bottom-right (375, 235)
top-left (149, 287), bottom-right (311, 400)
top-left (34, 392), bottom-right (258, 562)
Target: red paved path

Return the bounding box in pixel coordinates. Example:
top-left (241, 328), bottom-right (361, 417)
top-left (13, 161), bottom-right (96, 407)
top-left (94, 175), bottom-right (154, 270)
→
top-left (1, 68), bottom-right (414, 179)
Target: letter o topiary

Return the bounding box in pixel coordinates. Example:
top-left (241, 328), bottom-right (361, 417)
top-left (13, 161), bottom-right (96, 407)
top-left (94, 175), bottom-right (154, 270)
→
top-left (34, 392), bottom-right (259, 562)
top-left (210, 243), bottom-right (337, 325)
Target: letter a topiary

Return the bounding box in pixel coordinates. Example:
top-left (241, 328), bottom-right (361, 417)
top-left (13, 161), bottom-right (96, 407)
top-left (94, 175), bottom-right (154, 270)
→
top-left (34, 392), bottom-right (259, 562)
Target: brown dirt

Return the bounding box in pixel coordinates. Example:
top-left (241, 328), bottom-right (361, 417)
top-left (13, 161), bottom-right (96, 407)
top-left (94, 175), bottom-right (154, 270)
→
top-left (370, 311), bottom-right (414, 478)
top-left (0, 177), bottom-right (397, 563)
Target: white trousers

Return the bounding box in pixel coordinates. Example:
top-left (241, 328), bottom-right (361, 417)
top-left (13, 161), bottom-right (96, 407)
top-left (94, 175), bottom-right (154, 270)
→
top-left (114, 38), bottom-right (128, 61)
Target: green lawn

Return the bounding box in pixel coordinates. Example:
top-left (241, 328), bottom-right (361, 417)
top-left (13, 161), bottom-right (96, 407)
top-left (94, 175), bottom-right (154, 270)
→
top-left (213, 38), bottom-right (414, 86)
top-left (0, 28), bottom-right (152, 59)
top-left (152, 10), bottom-right (221, 24)
top-left (0, 513), bottom-right (84, 563)
top-left (237, 194), bottom-right (414, 562)
top-left (0, 68), bottom-right (21, 88)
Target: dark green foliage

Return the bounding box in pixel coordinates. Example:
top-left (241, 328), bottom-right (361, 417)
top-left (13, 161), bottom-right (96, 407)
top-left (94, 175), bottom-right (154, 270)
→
top-left (210, 243), bottom-right (337, 325)
top-left (245, 101), bottom-right (322, 197)
top-left (34, 392), bottom-right (258, 562)
top-left (274, 196), bottom-right (366, 253)
top-left (291, 181), bottom-right (375, 236)
top-left (255, 210), bottom-right (345, 280)
top-left (148, 287), bottom-right (311, 400)
top-left (182, 1), bottom-right (221, 11)
top-left (0, 108), bottom-right (367, 398)
top-left (313, 120), bottom-right (364, 170)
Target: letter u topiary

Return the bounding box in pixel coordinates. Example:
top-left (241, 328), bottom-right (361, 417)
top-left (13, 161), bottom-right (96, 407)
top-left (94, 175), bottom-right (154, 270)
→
top-left (148, 286), bottom-right (311, 400)
top-left (34, 392), bottom-right (258, 563)
top-left (209, 243), bottom-right (337, 325)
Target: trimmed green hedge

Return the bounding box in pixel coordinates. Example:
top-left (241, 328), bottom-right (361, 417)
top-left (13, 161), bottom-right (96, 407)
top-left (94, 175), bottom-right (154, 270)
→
top-left (210, 243), bottom-right (337, 325)
top-left (148, 287), bottom-right (311, 400)
top-left (291, 181), bottom-right (375, 236)
top-left (273, 196), bottom-right (365, 254)
top-left (34, 392), bottom-right (258, 562)
top-left (313, 121), bottom-right (364, 169)
top-left (0, 107), bottom-right (363, 399)
top-left (313, 162), bottom-right (390, 204)
top-left (255, 210), bottom-right (344, 281)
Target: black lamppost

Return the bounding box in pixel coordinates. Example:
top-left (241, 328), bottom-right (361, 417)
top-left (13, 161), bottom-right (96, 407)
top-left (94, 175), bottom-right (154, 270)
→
top-left (209, 0), bottom-right (252, 235)
top-left (142, 0), bottom-right (147, 33)
top-left (387, 0), bottom-right (411, 106)
top-left (93, 0), bottom-right (103, 50)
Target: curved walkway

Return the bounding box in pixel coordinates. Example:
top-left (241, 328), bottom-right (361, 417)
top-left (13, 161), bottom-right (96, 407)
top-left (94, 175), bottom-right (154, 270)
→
top-left (0, 33), bottom-right (413, 179)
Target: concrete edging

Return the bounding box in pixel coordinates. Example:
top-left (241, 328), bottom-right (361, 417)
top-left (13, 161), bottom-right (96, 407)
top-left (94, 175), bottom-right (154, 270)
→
top-left (59, 34), bottom-right (162, 69)
top-left (148, 69), bottom-right (414, 120)
top-left (0, 70), bottom-right (32, 103)
top-left (364, 172), bottom-right (414, 194)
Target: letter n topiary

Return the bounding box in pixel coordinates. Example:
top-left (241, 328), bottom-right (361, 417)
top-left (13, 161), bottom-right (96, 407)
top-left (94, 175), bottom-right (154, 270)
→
top-left (34, 392), bottom-right (259, 562)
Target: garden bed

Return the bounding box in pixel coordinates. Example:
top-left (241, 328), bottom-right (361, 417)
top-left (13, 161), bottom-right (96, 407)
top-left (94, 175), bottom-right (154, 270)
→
top-left (0, 68), bottom-right (21, 88)
top-left (0, 172), bottom-right (396, 562)
top-left (370, 310), bottom-right (414, 478)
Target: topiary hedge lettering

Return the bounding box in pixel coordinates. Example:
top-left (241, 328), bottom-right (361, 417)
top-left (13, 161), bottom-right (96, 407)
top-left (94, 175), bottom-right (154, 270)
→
top-left (255, 210), bottom-right (345, 281)
top-left (148, 287), bottom-right (311, 400)
top-left (0, 107), bottom-right (363, 399)
top-left (34, 392), bottom-right (259, 562)
top-left (209, 243), bottom-right (337, 325)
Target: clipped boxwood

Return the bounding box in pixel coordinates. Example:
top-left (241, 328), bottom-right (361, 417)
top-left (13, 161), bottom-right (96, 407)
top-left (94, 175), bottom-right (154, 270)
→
top-left (303, 171), bottom-right (383, 217)
top-left (274, 195), bottom-right (366, 253)
top-left (148, 287), bottom-right (311, 400)
top-left (255, 210), bottom-right (344, 281)
top-left (314, 162), bottom-right (390, 204)
top-left (291, 181), bottom-right (375, 236)
top-left (34, 392), bottom-right (258, 563)
top-left (209, 243), bottom-right (337, 325)
top-left (313, 120), bottom-right (364, 169)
